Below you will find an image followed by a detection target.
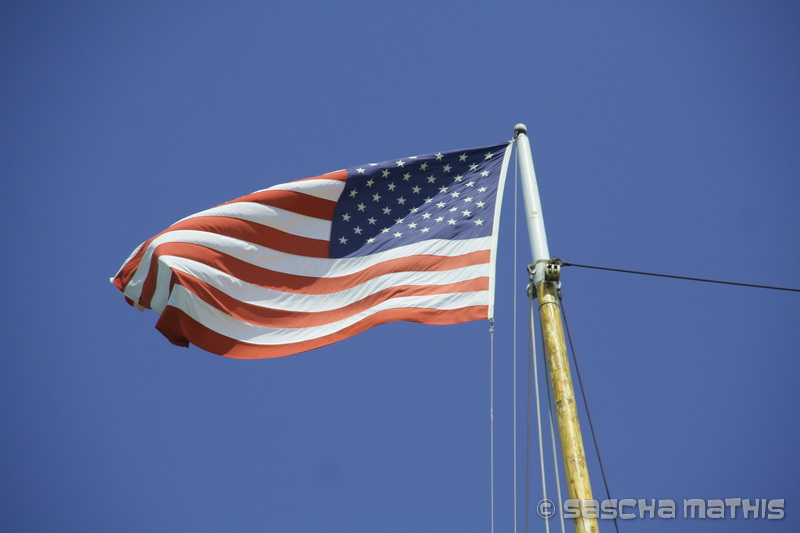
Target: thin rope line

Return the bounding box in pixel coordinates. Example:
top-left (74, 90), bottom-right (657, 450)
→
top-left (512, 141), bottom-right (519, 533)
top-left (489, 319), bottom-right (495, 533)
top-left (489, 319), bottom-right (496, 533)
top-left (548, 403), bottom-right (566, 533)
top-left (559, 260), bottom-right (800, 293)
top-left (530, 296), bottom-right (550, 533)
top-left (525, 297), bottom-right (532, 533)
top-left (559, 290), bottom-right (620, 533)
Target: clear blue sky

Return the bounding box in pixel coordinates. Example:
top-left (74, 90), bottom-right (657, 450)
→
top-left (2, 2), bottom-right (798, 532)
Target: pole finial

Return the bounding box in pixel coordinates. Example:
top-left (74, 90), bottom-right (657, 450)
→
top-left (514, 123), bottom-right (527, 136)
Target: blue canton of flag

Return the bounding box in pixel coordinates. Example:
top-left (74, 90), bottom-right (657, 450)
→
top-left (330, 143), bottom-right (510, 258)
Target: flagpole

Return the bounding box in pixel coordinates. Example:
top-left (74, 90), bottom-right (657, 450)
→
top-left (514, 124), bottom-right (598, 533)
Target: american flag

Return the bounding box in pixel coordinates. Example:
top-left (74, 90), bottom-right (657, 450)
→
top-left (112, 142), bottom-right (512, 358)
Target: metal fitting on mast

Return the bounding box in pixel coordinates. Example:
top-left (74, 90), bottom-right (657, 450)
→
top-left (527, 259), bottom-right (561, 299)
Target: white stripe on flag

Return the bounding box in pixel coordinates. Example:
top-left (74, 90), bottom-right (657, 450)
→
top-left (124, 233), bottom-right (492, 303)
top-left (151, 255), bottom-right (489, 313)
top-left (176, 202), bottom-right (332, 239)
top-left (167, 283), bottom-right (488, 344)
top-left (255, 178), bottom-right (346, 201)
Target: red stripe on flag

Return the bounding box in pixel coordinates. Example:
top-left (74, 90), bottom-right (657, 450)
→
top-left (136, 228), bottom-right (329, 309)
top-left (112, 174), bottom-right (341, 292)
top-left (160, 216), bottom-right (329, 257)
top-left (135, 241), bottom-right (489, 297)
top-left (114, 215), bottom-right (329, 297)
top-left (114, 246), bottom-right (148, 293)
top-left (292, 170), bottom-right (348, 183)
top-left (155, 304), bottom-right (488, 359)
top-left (172, 268), bottom-right (490, 328)
top-left (221, 190), bottom-right (337, 221)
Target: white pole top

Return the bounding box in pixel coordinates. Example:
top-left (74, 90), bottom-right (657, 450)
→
top-left (514, 124), bottom-right (551, 288)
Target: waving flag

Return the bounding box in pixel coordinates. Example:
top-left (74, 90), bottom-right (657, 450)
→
top-left (112, 142), bottom-right (512, 358)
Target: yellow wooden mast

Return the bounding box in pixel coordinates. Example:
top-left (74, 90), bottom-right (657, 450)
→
top-left (515, 124), bottom-right (598, 533)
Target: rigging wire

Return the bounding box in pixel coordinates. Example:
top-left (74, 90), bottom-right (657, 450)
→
top-left (525, 306), bottom-right (531, 533)
top-left (528, 295), bottom-right (550, 533)
top-left (547, 390), bottom-right (567, 533)
top-left (558, 260), bottom-right (800, 293)
top-left (512, 144), bottom-right (519, 533)
top-left (558, 288), bottom-right (620, 533)
top-left (489, 319), bottom-right (495, 533)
